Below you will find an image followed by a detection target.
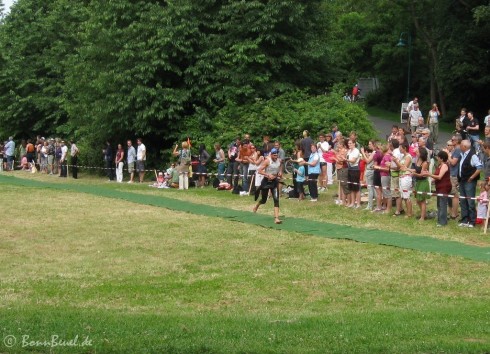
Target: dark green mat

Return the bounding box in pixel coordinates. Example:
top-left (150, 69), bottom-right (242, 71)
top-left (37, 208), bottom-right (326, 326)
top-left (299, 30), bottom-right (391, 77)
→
top-left (1, 174), bottom-right (489, 262)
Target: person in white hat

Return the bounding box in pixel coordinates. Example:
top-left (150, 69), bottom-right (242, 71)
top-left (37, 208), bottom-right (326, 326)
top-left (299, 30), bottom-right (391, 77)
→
top-left (294, 158), bottom-right (306, 200)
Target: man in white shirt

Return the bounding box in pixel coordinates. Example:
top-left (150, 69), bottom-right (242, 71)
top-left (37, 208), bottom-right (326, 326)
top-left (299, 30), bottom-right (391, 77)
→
top-left (484, 109), bottom-right (490, 127)
top-left (389, 139), bottom-right (403, 215)
top-left (409, 105), bottom-right (423, 134)
top-left (126, 140), bottom-right (137, 183)
top-left (136, 138), bottom-right (146, 183)
top-left (70, 140), bottom-right (79, 179)
top-left (5, 136), bottom-right (15, 171)
top-left (59, 140), bottom-right (68, 177)
top-left (407, 97), bottom-right (418, 113)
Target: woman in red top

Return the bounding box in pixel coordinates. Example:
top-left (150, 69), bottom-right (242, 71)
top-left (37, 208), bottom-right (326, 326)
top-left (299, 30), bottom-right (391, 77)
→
top-left (115, 143), bottom-right (125, 183)
top-left (424, 150), bottom-right (451, 226)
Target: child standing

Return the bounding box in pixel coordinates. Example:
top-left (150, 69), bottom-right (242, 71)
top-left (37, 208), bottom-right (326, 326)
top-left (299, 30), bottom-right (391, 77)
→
top-left (294, 158), bottom-right (306, 201)
top-left (476, 181), bottom-right (489, 225)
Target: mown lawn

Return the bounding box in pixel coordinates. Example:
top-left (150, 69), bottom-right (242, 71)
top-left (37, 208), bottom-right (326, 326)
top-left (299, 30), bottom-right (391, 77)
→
top-left (0, 173), bottom-right (489, 353)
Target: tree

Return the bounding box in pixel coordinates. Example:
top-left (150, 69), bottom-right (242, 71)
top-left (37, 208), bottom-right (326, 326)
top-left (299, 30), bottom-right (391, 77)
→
top-left (64, 0), bottom-right (330, 149)
top-left (328, 0), bottom-right (490, 119)
top-left (0, 0), bottom-right (89, 138)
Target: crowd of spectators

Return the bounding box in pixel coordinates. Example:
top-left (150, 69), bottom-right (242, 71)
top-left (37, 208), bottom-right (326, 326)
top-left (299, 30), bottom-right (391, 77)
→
top-left (0, 136), bottom-right (77, 177)
top-left (3, 103), bottom-right (490, 228)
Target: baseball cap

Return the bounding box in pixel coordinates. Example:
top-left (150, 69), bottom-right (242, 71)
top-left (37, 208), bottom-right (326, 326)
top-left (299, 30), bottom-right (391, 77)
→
top-left (270, 148), bottom-right (278, 154)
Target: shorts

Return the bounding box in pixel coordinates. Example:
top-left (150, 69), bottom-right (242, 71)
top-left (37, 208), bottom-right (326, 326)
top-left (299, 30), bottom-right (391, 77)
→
top-left (450, 176), bottom-right (459, 196)
top-left (337, 168), bottom-right (350, 195)
top-left (347, 169), bottom-right (360, 192)
top-left (373, 170), bottom-right (382, 187)
top-left (390, 175), bottom-right (400, 198)
top-left (136, 160), bottom-right (145, 172)
top-left (47, 155), bottom-right (54, 165)
top-left (399, 175), bottom-right (412, 199)
top-left (128, 162), bottom-right (135, 174)
top-left (381, 176), bottom-right (391, 199)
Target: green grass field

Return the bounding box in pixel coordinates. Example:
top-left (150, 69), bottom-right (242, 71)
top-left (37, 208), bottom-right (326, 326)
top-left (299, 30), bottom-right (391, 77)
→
top-left (0, 172), bottom-right (489, 353)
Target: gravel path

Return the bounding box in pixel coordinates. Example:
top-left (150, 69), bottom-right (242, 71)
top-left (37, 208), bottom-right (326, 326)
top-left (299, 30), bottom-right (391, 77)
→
top-left (369, 115), bottom-right (452, 148)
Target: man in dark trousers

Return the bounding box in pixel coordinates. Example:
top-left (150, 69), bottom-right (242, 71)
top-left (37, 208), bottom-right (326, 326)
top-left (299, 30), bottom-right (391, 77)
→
top-left (300, 130), bottom-right (313, 176)
top-left (457, 140), bottom-right (482, 228)
top-left (104, 141), bottom-right (115, 181)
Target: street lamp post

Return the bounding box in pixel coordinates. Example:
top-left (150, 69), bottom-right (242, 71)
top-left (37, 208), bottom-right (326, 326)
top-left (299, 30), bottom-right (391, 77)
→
top-left (396, 32), bottom-right (412, 102)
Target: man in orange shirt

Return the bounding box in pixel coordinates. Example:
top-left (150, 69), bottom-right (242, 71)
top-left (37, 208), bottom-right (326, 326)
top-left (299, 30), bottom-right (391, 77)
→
top-left (25, 139), bottom-right (35, 164)
top-left (237, 139), bottom-right (252, 194)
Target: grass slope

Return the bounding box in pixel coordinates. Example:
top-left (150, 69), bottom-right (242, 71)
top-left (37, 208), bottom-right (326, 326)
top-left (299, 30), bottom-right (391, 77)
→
top-left (0, 176), bottom-right (489, 353)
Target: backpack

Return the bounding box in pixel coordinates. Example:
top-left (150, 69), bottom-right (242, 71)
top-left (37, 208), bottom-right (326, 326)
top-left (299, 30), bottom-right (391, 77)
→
top-left (232, 184), bottom-right (241, 194)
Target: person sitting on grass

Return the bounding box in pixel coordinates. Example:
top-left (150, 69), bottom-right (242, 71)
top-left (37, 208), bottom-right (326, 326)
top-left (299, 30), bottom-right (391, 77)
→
top-left (19, 155), bottom-right (29, 171)
top-left (150, 171), bottom-right (165, 188)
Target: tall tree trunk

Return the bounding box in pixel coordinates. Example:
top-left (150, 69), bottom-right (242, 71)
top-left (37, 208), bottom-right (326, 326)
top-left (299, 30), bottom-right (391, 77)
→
top-left (410, 0), bottom-right (447, 119)
top-left (429, 63), bottom-right (436, 105)
top-left (428, 46), bottom-right (447, 120)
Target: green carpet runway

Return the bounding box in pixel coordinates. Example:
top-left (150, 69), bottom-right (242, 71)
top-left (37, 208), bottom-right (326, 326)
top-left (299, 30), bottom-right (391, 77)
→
top-left (1, 174), bottom-right (489, 262)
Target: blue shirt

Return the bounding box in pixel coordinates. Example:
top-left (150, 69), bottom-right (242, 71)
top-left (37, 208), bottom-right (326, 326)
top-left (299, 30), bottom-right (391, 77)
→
top-left (5, 141), bottom-right (15, 156)
top-left (127, 146), bottom-right (136, 164)
top-left (449, 148), bottom-right (461, 177)
top-left (308, 152), bottom-right (321, 174)
top-left (296, 165), bottom-right (305, 183)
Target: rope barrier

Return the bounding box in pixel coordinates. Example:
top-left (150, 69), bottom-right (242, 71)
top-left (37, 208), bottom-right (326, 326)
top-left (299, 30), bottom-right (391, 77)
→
top-left (17, 161), bottom-right (487, 202)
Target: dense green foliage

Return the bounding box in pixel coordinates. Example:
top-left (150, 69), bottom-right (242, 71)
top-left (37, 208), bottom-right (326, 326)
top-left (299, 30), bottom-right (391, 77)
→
top-left (328, 0), bottom-right (490, 119)
top-left (0, 0), bottom-right (488, 161)
top-left (203, 90), bottom-right (376, 154)
top-left (0, 1), bottom-right (330, 152)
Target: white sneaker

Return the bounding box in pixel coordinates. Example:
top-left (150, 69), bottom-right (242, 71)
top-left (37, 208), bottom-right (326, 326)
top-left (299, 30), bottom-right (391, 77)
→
top-left (467, 224), bottom-right (474, 228)
top-left (310, 199), bottom-right (318, 202)
top-left (458, 222), bottom-right (467, 227)
top-left (127, 181), bottom-right (133, 184)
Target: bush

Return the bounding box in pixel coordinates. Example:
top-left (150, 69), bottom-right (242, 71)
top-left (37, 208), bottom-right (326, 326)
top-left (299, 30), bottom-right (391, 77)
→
top-left (208, 90), bottom-right (377, 153)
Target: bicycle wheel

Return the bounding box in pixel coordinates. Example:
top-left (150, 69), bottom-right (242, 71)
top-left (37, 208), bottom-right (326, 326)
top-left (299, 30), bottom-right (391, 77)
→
top-left (284, 160), bottom-right (295, 175)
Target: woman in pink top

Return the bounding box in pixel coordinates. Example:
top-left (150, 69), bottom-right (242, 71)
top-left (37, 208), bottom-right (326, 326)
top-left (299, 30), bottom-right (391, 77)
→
top-left (374, 144), bottom-right (392, 213)
top-left (409, 134), bottom-right (418, 161)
